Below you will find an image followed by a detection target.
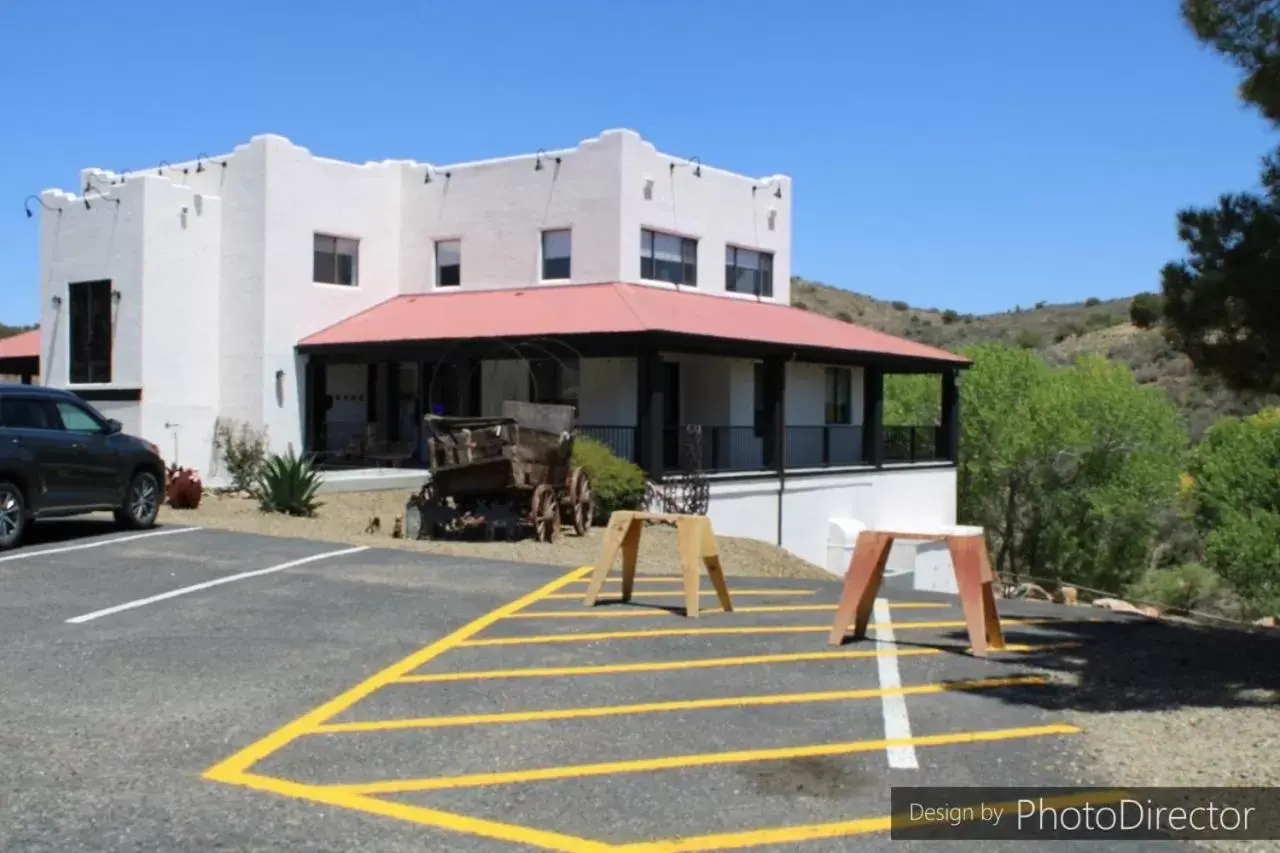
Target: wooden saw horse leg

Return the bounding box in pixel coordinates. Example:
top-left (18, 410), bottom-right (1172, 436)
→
top-left (675, 516), bottom-right (734, 618)
top-left (582, 511), bottom-right (643, 606)
top-left (826, 532), bottom-right (894, 646)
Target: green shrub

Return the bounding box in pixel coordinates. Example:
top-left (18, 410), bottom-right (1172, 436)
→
top-left (1086, 311), bottom-right (1117, 331)
top-left (890, 299), bottom-right (910, 311)
top-left (941, 309), bottom-right (959, 325)
top-left (834, 310), bottom-right (854, 322)
top-left (571, 436), bottom-right (645, 522)
top-left (1013, 328), bottom-right (1044, 350)
top-left (1127, 562), bottom-right (1221, 613)
top-left (214, 418), bottom-right (268, 494)
top-left (1129, 291), bottom-right (1162, 329)
top-left (256, 448), bottom-right (323, 517)
top-left (1084, 296), bottom-right (1101, 307)
top-left (1035, 300), bottom-right (1048, 309)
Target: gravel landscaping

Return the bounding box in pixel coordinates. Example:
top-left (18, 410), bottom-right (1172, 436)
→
top-left (163, 489), bottom-right (832, 580)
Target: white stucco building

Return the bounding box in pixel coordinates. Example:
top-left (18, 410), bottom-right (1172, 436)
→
top-left (27, 128), bottom-right (967, 571)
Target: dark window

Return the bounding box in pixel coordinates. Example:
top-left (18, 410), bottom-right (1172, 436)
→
top-left (753, 362), bottom-right (768, 436)
top-left (54, 401), bottom-right (104, 432)
top-left (0, 397), bottom-right (59, 430)
top-left (528, 359), bottom-right (580, 408)
top-left (314, 234), bottom-right (358, 286)
top-left (541, 229), bottom-right (571, 280)
top-left (824, 367), bottom-right (852, 424)
top-left (726, 246), bottom-right (774, 297)
top-left (436, 239), bottom-right (461, 287)
top-left (641, 229), bottom-right (697, 286)
top-left (69, 279), bottom-right (113, 384)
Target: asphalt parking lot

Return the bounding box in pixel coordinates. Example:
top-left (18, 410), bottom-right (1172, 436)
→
top-left (0, 522), bottom-right (1190, 852)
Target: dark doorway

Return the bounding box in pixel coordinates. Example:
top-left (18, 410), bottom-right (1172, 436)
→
top-left (662, 361), bottom-right (680, 469)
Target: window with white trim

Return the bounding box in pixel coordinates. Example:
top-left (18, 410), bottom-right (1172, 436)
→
top-left (725, 246), bottom-right (774, 297)
top-left (541, 229), bottom-right (571, 280)
top-left (640, 229), bottom-right (697, 286)
top-left (314, 234), bottom-right (358, 286)
top-left (436, 239), bottom-right (461, 287)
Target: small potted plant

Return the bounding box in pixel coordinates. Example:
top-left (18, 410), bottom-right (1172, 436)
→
top-left (166, 464), bottom-right (204, 510)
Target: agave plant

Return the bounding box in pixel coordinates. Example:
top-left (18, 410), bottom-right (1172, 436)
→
top-left (256, 449), bottom-right (323, 517)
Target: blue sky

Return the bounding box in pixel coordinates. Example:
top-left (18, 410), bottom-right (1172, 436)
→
top-left (1, 0), bottom-right (1273, 325)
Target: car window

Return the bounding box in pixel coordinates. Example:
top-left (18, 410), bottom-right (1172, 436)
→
top-left (54, 401), bottom-right (104, 433)
top-left (0, 398), bottom-right (59, 430)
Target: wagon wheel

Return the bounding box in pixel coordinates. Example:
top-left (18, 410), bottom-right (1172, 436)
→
top-left (569, 468), bottom-right (594, 536)
top-left (531, 484), bottom-right (559, 544)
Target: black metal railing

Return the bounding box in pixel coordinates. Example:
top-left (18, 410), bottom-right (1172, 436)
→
top-left (662, 425), bottom-right (768, 473)
top-left (883, 425), bottom-right (943, 463)
top-left (784, 425), bottom-right (865, 468)
top-left (575, 425), bottom-right (638, 463)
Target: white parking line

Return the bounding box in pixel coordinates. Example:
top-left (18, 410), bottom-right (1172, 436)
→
top-left (874, 596), bottom-right (919, 769)
top-left (0, 526), bottom-right (202, 564)
top-left (65, 545), bottom-right (370, 624)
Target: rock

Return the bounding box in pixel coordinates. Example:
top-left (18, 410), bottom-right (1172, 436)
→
top-left (1092, 597), bottom-right (1145, 615)
top-left (1054, 586), bottom-right (1080, 606)
top-left (1014, 583), bottom-right (1053, 601)
top-left (1255, 616), bottom-right (1277, 628)
top-left (1138, 605), bottom-right (1162, 619)
top-left (392, 515), bottom-right (403, 539)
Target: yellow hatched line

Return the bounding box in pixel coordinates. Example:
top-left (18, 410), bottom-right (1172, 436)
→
top-left (394, 642), bottom-right (1078, 684)
top-left (511, 602), bottom-right (952, 619)
top-left (613, 788), bottom-right (1131, 852)
top-left (541, 589), bottom-right (817, 600)
top-left (318, 722), bottom-right (1080, 795)
top-left (313, 675), bottom-right (1046, 733)
top-left (461, 618), bottom-right (1050, 647)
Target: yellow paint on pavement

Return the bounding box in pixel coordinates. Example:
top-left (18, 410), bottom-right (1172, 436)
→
top-left (461, 618), bottom-right (1048, 647)
top-left (542, 589), bottom-right (816, 600)
top-left (320, 722), bottom-right (1081, 795)
top-left (312, 675), bottom-right (1046, 732)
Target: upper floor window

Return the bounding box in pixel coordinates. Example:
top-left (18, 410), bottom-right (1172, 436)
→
top-left (314, 234), bottom-right (358, 286)
top-left (436, 239), bottom-right (461, 287)
top-left (541, 229), bottom-right (572, 280)
top-left (69, 279), bottom-right (112, 384)
top-left (726, 246), bottom-right (774, 298)
top-left (824, 367), bottom-right (852, 425)
top-left (641, 229), bottom-right (697, 286)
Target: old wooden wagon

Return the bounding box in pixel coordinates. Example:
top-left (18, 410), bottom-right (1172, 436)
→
top-left (402, 401), bottom-right (594, 543)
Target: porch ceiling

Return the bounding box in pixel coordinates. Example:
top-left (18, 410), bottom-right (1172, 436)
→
top-left (0, 329), bottom-right (38, 374)
top-left (299, 283), bottom-right (969, 368)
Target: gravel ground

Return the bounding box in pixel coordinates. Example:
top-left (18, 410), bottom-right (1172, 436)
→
top-left (163, 490), bottom-right (831, 580)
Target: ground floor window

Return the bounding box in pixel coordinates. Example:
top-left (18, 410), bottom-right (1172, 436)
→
top-left (69, 279), bottom-right (112, 384)
top-left (824, 366), bottom-right (851, 424)
top-left (529, 358), bottom-right (580, 409)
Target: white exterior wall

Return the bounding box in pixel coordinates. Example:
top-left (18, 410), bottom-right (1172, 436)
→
top-left (35, 128), bottom-right (792, 475)
top-left (704, 467), bottom-right (959, 571)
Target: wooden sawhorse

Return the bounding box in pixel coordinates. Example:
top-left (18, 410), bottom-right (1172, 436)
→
top-left (582, 511), bottom-right (733, 618)
top-left (827, 527), bottom-right (1006, 657)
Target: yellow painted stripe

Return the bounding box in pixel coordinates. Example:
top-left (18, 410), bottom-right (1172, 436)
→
top-left (613, 788), bottom-right (1131, 852)
top-left (314, 675), bottom-right (1045, 733)
top-left (513, 602), bottom-right (953, 619)
top-left (320, 722), bottom-right (1080, 795)
top-left (542, 589), bottom-right (817, 600)
top-left (394, 641), bottom-right (1078, 684)
top-left (202, 564), bottom-right (595, 781)
top-left (569, 576), bottom-right (687, 584)
top-left (228, 772), bottom-right (612, 853)
top-left (461, 618), bottom-right (1048, 647)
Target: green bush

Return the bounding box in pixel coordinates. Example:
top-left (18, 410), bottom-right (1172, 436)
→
top-left (1129, 291), bottom-right (1162, 329)
top-left (1013, 328), bottom-right (1044, 349)
top-left (1086, 311), bottom-right (1117, 331)
top-left (256, 448), bottom-right (324, 517)
top-left (214, 418), bottom-right (268, 494)
top-left (890, 299), bottom-right (910, 311)
top-left (1084, 296), bottom-right (1101, 307)
top-left (1189, 408), bottom-right (1280, 617)
top-left (834, 310), bottom-right (854, 322)
top-left (1127, 562), bottom-right (1221, 613)
top-left (571, 436), bottom-right (646, 522)
top-left (941, 309), bottom-right (959, 325)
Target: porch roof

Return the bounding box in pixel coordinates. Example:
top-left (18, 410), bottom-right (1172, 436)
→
top-left (0, 329), bottom-right (38, 359)
top-left (298, 282), bottom-right (969, 366)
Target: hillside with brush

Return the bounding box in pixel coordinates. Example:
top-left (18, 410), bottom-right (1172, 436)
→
top-left (791, 276), bottom-right (1278, 438)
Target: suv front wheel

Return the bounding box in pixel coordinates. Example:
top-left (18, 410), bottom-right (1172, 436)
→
top-left (115, 470), bottom-right (160, 530)
top-left (0, 481), bottom-right (27, 550)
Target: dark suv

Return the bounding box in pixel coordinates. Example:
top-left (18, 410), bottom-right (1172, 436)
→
top-left (0, 384), bottom-right (166, 550)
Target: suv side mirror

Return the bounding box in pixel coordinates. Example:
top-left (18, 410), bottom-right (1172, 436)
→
top-left (104, 418), bottom-right (122, 435)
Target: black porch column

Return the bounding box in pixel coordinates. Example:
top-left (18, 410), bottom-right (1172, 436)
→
top-left (941, 367), bottom-right (960, 463)
top-left (863, 365), bottom-right (884, 468)
top-left (636, 351), bottom-right (665, 477)
top-left (763, 356), bottom-right (786, 471)
top-left (304, 356), bottom-right (327, 455)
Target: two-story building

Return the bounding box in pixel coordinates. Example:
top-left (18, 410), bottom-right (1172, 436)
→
top-left (30, 128), bottom-right (967, 570)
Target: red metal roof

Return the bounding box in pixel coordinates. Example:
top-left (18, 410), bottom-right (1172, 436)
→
top-left (300, 282), bottom-right (968, 364)
top-left (0, 329), bottom-right (38, 360)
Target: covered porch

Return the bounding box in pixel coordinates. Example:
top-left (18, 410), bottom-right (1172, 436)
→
top-left (295, 283), bottom-right (966, 479)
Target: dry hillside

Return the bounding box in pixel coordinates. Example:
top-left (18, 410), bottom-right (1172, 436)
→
top-left (791, 276), bottom-right (1278, 438)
